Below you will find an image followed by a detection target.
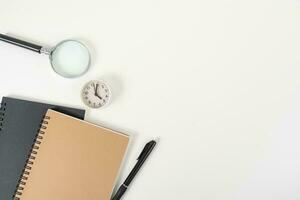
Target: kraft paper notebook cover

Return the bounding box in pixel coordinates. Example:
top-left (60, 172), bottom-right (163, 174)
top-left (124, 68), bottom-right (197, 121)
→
top-left (14, 109), bottom-right (129, 200)
top-left (0, 97), bottom-right (85, 200)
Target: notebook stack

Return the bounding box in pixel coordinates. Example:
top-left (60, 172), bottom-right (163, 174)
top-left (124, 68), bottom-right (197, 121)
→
top-left (0, 97), bottom-right (129, 200)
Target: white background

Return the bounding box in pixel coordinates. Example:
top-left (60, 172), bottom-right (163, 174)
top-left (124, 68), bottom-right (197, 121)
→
top-left (0, 0), bottom-right (300, 199)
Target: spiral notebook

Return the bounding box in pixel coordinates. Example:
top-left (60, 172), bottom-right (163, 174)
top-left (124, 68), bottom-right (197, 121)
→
top-left (0, 97), bottom-right (85, 200)
top-left (14, 109), bottom-right (129, 200)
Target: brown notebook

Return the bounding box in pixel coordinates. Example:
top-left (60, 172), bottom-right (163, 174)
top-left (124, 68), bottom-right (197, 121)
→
top-left (14, 109), bottom-right (129, 200)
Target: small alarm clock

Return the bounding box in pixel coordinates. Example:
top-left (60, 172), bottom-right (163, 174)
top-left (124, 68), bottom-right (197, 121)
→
top-left (81, 80), bottom-right (111, 108)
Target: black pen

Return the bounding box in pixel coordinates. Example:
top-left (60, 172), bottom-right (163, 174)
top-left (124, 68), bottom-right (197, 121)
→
top-left (111, 140), bottom-right (157, 200)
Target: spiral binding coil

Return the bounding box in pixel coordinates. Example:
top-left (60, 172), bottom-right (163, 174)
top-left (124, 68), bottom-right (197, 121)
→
top-left (13, 115), bottom-right (50, 200)
top-left (0, 102), bottom-right (7, 133)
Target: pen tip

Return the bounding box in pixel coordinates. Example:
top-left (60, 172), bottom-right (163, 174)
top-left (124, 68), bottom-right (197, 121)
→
top-left (152, 138), bottom-right (160, 143)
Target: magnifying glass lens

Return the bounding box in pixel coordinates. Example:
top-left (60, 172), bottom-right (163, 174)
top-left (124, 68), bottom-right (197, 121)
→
top-left (51, 40), bottom-right (90, 78)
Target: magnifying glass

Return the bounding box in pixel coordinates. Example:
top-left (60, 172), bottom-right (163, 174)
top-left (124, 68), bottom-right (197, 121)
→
top-left (0, 33), bottom-right (90, 78)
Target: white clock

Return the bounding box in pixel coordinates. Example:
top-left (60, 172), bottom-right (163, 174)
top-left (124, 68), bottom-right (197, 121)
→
top-left (81, 80), bottom-right (111, 108)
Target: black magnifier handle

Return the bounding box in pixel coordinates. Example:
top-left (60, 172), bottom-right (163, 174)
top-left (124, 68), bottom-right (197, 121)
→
top-left (0, 33), bottom-right (42, 53)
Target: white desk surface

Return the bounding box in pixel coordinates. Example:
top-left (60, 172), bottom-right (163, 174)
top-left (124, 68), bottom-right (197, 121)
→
top-left (0, 1), bottom-right (299, 199)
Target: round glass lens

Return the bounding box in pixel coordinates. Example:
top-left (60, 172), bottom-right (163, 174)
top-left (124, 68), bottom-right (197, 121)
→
top-left (50, 40), bottom-right (90, 78)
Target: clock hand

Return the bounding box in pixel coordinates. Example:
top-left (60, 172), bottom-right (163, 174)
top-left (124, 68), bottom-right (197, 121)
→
top-left (95, 84), bottom-right (103, 100)
top-left (95, 94), bottom-right (103, 100)
top-left (94, 84), bottom-right (98, 95)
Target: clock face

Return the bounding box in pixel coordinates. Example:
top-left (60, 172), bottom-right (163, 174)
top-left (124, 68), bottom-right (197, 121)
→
top-left (81, 80), bottom-right (111, 108)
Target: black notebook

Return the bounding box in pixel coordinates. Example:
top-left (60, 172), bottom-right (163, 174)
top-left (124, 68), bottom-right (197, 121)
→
top-left (0, 97), bottom-right (85, 199)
